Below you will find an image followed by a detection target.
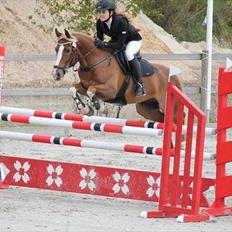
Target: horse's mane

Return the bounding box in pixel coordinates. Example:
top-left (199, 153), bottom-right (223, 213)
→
top-left (57, 31), bottom-right (94, 45)
top-left (72, 32), bottom-right (94, 44)
top-left (57, 30), bottom-right (111, 54)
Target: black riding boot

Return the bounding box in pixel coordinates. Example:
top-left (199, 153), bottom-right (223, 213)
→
top-left (129, 58), bottom-right (145, 97)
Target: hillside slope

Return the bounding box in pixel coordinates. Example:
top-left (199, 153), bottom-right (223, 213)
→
top-left (0, 0), bottom-right (214, 88)
top-left (0, 0), bottom-right (60, 88)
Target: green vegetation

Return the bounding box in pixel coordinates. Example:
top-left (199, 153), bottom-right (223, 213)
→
top-left (32, 0), bottom-right (232, 48)
top-left (139, 0), bottom-right (232, 47)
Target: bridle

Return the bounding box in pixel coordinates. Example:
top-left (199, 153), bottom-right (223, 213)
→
top-left (54, 38), bottom-right (113, 73)
top-left (53, 40), bottom-right (78, 72)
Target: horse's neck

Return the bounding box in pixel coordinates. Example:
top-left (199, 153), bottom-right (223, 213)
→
top-left (77, 34), bottom-right (93, 55)
top-left (77, 34), bottom-right (111, 64)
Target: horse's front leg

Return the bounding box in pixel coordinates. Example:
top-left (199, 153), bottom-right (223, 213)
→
top-left (86, 86), bottom-right (101, 111)
top-left (69, 83), bottom-right (93, 115)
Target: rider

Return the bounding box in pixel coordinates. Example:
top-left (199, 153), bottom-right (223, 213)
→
top-left (94, 0), bottom-right (145, 97)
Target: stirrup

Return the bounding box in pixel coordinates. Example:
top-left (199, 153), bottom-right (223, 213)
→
top-left (135, 84), bottom-right (145, 97)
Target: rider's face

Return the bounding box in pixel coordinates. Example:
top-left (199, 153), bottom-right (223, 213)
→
top-left (97, 10), bottom-right (112, 21)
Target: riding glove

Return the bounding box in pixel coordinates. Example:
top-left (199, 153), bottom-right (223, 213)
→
top-left (95, 39), bottom-right (106, 48)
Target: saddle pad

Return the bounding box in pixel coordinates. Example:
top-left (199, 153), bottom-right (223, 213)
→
top-left (140, 59), bottom-right (155, 77)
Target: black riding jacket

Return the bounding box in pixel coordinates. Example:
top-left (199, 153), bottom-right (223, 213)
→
top-left (96, 14), bottom-right (142, 50)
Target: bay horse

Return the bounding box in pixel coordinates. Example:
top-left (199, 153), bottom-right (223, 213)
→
top-left (52, 28), bottom-right (183, 123)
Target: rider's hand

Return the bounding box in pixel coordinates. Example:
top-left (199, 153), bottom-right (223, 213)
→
top-left (95, 39), bottom-right (106, 48)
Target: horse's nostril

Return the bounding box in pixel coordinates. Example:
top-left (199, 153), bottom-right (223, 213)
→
top-left (52, 66), bottom-right (65, 80)
top-left (55, 70), bottom-right (63, 80)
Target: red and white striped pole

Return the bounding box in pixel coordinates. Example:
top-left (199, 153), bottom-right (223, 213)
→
top-left (0, 106), bottom-right (217, 135)
top-left (0, 106), bottom-right (162, 129)
top-left (0, 130), bottom-right (168, 156)
top-left (0, 129), bottom-right (215, 160)
top-left (0, 113), bottom-right (163, 137)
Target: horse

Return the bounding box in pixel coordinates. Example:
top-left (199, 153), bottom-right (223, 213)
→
top-left (52, 28), bottom-right (183, 123)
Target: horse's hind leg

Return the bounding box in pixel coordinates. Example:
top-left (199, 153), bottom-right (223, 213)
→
top-left (135, 100), bottom-right (164, 122)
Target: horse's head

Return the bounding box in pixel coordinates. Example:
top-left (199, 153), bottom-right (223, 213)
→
top-left (52, 28), bottom-right (78, 80)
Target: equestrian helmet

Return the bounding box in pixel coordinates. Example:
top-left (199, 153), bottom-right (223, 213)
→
top-left (96, 0), bottom-right (116, 11)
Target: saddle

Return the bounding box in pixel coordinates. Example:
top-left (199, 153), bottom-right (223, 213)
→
top-left (106, 50), bottom-right (155, 105)
top-left (115, 50), bottom-right (155, 77)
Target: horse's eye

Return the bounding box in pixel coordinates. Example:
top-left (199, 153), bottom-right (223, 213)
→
top-left (65, 48), bottom-right (71, 53)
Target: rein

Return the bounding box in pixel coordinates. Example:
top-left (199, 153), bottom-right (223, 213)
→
top-left (76, 45), bottom-right (112, 72)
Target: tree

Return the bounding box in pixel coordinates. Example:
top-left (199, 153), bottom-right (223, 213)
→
top-left (213, 0), bottom-right (232, 47)
top-left (140, 0), bottom-right (207, 42)
top-left (32, 0), bottom-right (232, 47)
top-left (140, 0), bottom-right (232, 47)
top-left (33, 0), bottom-right (141, 34)
top-left (33, 0), bottom-right (97, 33)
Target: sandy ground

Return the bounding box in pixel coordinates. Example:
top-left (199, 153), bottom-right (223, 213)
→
top-left (0, 124), bottom-right (232, 232)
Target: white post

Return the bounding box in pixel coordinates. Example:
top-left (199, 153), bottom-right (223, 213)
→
top-left (206, 0), bottom-right (213, 122)
top-left (0, 45), bottom-right (5, 105)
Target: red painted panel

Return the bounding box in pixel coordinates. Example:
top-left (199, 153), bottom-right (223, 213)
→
top-left (0, 155), bottom-right (214, 206)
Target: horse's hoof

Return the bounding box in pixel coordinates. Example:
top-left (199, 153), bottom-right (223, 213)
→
top-left (95, 103), bottom-right (101, 110)
top-left (86, 106), bottom-right (94, 116)
top-left (91, 96), bottom-right (100, 110)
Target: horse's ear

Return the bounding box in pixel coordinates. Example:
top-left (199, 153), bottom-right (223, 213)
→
top-left (64, 29), bottom-right (72, 39)
top-left (55, 28), bottom-right (62, 38)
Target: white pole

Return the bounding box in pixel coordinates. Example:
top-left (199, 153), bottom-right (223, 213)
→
top-left (206, 0), bottom-right (213, 122)
top-left (0, 45), bottom-right (5, 105)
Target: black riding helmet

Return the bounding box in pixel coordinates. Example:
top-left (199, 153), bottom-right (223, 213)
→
top-left (96, 0), bottom-right (116, 11)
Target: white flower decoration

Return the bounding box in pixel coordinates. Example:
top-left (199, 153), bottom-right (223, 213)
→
top-left (146, 175), bottom-right (160, 198)
top-left (112, 172), bottom-right (130, 195)
top-left (13, 160), bottom-right (30, 183)
top-left (46, 164), bottom-right (63, 187)
top-left (79, 168), bottom-right (96, 191)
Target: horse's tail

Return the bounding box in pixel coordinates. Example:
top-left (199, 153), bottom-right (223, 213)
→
top-left (171, 74), bottom-right (183, 91)
top-left (155, 63), bottom-right (183, 91)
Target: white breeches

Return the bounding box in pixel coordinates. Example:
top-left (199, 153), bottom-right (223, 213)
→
top-left (125, 40), bottom-right (142, 61)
